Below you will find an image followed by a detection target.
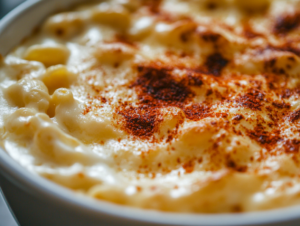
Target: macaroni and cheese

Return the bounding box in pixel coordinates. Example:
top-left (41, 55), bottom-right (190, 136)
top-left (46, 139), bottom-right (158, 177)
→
top-left (1, 0), bottom-right (300, 213)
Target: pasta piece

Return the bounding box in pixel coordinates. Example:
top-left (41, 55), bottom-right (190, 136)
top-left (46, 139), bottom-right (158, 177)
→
top-left (33, 124), bottom-right (96, 165)
top-left (156, 107), bottom-right (185, 140)
top-left (129, 17), bottom-right (154, 40)
top-left (233, 48), bottom-right (300, 77)
top-left (154, 20), bottom-right (197, 48)
top-left (47, 88), bottom-right (74, 117)
top-left (2, 56), bottom-right (45, 80)
top-left (224, 136), bottom-right (259, 171)
top-left (94, 43), bottom-right (135, 66)
top-left (166, 120), bottom-right (228, 170)
top-left (40, 65), bottom-right (77, 94)
top-left (5, 108), bottom-right (36, 137)
top-left (43, 12), bottom-right (84, 38)
top-left (88, 184), bottom-right (128, 205)
top-left (47, 88), bottom-right (123, 142)
top-left (277, 155), bottom-right (300, 175)
top-left (196, 26), bottom-right (247, 58)
top-left (5, 78), bottom-right (50, 112)
top-left (91, 3), bottom-right (131, 30)
top-left (24, 44), bottom-right (70, 67)
top-left (51, 88), bottom-right (74, 104)
top-left (5, 110), bottom-right (52, 139)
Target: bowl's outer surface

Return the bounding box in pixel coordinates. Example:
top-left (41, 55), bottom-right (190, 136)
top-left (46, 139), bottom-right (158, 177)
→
top-left (1, 1), bottom-right (300, 226)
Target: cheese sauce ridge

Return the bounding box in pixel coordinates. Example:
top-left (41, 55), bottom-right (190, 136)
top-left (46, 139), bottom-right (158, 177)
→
top-left (2, 0), bottom-right (300, 213)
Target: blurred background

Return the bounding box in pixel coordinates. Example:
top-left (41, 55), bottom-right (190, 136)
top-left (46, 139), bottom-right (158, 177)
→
top-left (0, 0), bottom-right (25, 225)
top-left (0, 0), bottom-right (25, 18)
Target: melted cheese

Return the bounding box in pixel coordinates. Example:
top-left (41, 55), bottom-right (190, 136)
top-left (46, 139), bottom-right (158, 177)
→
top-left (1, 0), bottom-right (300, 213)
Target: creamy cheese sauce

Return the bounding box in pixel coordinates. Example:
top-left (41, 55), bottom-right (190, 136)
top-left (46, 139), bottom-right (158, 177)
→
top-left (2, 0), bottom-right (300, 213)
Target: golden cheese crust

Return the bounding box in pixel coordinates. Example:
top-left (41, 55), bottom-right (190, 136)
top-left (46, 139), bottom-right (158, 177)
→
top-left (2, 0), bottom-right (300, 213)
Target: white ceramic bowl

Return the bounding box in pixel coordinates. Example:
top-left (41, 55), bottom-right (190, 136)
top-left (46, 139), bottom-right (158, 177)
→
top-left (1, 1), bottom-right (300, 225)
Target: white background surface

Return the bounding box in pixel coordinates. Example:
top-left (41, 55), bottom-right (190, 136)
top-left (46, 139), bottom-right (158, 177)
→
top-left (0, 1), bottom-right (25, 225)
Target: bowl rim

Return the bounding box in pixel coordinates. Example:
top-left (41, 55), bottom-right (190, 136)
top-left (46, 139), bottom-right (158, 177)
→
top-left (1, 1), bottom-right (300, 225)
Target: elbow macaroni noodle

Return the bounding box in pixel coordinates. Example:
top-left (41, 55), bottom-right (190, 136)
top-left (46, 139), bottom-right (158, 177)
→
top-left (2, 0), bottom-right (300, 213)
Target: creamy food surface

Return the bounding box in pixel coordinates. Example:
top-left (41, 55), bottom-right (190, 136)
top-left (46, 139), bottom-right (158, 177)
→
top-left (2, 0), bottom-right (300, 213)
